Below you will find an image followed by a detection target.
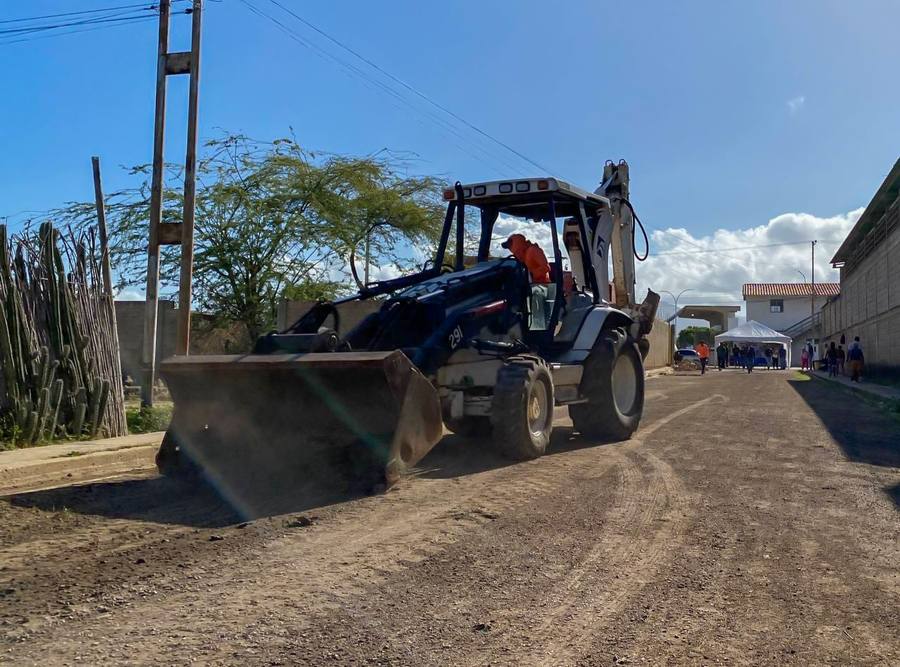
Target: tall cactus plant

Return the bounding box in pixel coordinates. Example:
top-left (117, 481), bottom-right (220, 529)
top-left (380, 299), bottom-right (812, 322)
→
top-left (0, 222), bottom-right (127, 445)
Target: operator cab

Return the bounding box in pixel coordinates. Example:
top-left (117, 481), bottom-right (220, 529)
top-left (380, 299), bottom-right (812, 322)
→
top-left (437, 178), bottom-right (614, 350)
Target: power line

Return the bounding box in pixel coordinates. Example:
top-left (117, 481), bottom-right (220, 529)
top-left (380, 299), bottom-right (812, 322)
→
top-left (238, 0), bottom-right (515, 175)
top-left (0, 4), bottom-right (192, 47)
top-left (238, 0), bottom-right (524, 176)
top-left (652, 238), bottom-right (842, 257)
top-left (1, 10), bottom-right (161, 37)
top-left (0, 2), bottom-right (165, 25)
top-left (262, 0), bottom-right (561, 178)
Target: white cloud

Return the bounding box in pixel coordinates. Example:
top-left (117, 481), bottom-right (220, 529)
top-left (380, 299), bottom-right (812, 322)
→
top-left (639, 207), bottom-right (863, 321)
top-left (787, 95), bottom-right (806, 114)
top-left (490, 214), bottom-right (559, 262)
top-left (115, 288), bottom-right (144, 301)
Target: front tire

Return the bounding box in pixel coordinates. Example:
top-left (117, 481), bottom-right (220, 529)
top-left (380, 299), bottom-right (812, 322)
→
top-left (569, 328), bottom-right (644, 441)
top-left (491, 357), bottom-right (554, 460)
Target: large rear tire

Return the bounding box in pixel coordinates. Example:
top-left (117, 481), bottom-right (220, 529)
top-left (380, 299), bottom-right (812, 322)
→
top-left (491, 357), bottom-right (554, 460)
top-left (569, 327), bottom-right (644, 441)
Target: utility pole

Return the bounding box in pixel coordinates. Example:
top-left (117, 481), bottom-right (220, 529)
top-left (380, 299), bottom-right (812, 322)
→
top-left (176, 0), bottom-right (203, 356)
top-left (811, 239), bottom-right (817, 345)
top-left (142, 0), bottom-right (203, 406)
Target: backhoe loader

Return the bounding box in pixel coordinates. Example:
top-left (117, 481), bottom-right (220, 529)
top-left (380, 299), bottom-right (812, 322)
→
top-left (157, 161), bottom-right (659, 514)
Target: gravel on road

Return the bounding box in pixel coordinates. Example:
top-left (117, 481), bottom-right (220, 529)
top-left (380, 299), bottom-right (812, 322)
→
top-left (1, 370), bottom-right (898, 665)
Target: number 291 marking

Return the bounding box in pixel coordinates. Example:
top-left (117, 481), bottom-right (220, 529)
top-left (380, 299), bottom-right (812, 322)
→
top-left (448, 326), bottom-right (463, 350)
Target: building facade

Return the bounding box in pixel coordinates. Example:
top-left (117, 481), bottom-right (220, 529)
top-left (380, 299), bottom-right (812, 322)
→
top-left (822, 159), bottom-right (900, 378)
top-left (743, 283), bottom-right (840, 364)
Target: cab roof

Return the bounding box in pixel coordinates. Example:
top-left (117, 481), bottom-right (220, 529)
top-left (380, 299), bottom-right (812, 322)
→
top-left (443, 177), bottom-right (610, 218)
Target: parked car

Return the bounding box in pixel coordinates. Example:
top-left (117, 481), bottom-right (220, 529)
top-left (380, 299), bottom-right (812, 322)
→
top-left (674, 348), bottom-right (702, 369)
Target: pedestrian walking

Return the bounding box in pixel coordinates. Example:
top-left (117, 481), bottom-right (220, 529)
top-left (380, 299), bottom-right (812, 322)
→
top-left (695, 340), bottom-right (710, 375)
top-left (716, 342), bottom-right (727, 371)
top-left (848, 336), bottom-right (865, 382)
top-left (826, 342), bottom-right (838, 377)
top-left (807, 342), bottom-right (815, 371)
top-left (800, 347), bottom-right (809, 370)
top-left (746, 344), bottom-right (755, 373)
top-left (778, 345), bottom-right (787, 370)
top-left (764, 346), bottom-right (773, 370)
top-left (837, 345), bottom-right (845, 376)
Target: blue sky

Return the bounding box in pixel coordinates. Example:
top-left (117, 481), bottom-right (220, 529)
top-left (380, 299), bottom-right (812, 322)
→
top-left (2, 0), bottom-right (899, 311)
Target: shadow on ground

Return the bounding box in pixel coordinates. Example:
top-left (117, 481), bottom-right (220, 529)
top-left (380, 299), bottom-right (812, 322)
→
top-left (2, 423), bottom-right (624, 526)
top-left (417, 425), bottom-right (617, 480)
top-left (3, 476), bottom-right (242, 528)
top-left (788, 376), bottom-right (900, 507)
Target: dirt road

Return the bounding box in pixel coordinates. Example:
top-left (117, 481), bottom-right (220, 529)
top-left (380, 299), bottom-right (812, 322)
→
top-left (1, 371), bottom-right (898, 665)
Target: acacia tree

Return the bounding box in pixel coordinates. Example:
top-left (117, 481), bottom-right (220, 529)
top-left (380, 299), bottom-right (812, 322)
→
top-left (42, 135), bottom-right (443, 341)
top-left (677, 326), bottom-right (713, 348)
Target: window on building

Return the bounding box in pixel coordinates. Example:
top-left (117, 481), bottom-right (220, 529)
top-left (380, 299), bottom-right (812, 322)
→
top-left (770, 299), bottom-right (784, 313)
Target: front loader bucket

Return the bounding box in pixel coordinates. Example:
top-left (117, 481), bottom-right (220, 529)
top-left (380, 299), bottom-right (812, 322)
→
top-left (159, 351), bottom-right (443, 516)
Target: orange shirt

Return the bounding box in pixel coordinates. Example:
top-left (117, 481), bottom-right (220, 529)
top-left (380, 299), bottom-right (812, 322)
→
top-left (513, 243), bottom-right (550, 284)
top-left (695, 342), bottom-right (710, 359)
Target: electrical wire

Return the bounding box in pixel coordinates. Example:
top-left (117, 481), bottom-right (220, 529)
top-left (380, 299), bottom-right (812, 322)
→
top-left (1, 11), bottom-right (160, 37)
top-left (261, 0), bottom-right (562, 178)
top-left (238, 0), bottom-right (516, 176)
top-left (239, 0), bottom-right (525, 176)
top-left (0, 2), bottom-right (167, 25)
top-left (653, 239), bottom-right (839, 257)
top-left (0, 2), bottom-right (192, 46)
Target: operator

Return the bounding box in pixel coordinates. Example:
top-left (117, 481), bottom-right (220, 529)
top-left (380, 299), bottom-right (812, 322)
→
top-left (501, 233), bottom-right (551, 329)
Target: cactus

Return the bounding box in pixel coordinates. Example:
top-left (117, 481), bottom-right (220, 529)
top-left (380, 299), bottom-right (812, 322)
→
top-left (89, 379), bottom-right (110, 439)
top-left (46, 379), bottom-right (64, 440)
top-left (71, 388), bottom-right (87, 438)
top-left (23, 411), bottom-right (38, 444)
top-left (32, 387), bottom-right (50, 445)
top-left (1, 223), bottom-right (127, 446)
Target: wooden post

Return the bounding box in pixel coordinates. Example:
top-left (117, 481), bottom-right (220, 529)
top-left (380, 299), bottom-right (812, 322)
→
top-left (176, 0), bottom-right (203, 356)
top-left (92, 155), bottom-right (125, 420)
top-left (142, 0), bottom-right (171, 407)
top-left (91, 157), bottom-right (115, 300)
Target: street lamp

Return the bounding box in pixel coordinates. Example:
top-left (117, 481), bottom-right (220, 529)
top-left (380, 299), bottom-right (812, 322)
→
top-left (796, 269), bottom-right (806, 283)
top-left (661, 288), bottom-right (694, 347)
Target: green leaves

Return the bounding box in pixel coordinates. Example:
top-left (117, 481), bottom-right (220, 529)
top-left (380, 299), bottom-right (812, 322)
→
top-left (43, 134), bottom-right (443, 342)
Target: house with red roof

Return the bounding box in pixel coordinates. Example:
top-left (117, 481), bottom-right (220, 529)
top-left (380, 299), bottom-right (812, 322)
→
top-left (742, 282), bottom-right (840, 364)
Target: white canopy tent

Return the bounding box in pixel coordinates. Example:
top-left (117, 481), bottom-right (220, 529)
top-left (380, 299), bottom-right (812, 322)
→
top-left (715, 320), bottom-right (792, 367)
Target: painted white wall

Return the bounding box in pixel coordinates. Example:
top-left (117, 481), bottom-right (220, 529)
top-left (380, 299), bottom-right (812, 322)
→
top-left (745, 295), bottom-right (830, 366)
top-left (745, 295), bottom-right (829, 331)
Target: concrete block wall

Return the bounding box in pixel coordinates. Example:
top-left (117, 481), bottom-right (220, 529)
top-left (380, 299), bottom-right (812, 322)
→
top-left (115, 300), bottom-right (177, 385)
top-left (644, 319), bottom-right (673, 370)
top-left (821, 201), bottom-right (900, 378)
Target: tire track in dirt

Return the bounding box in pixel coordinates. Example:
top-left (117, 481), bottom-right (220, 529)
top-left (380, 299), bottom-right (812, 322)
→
top-left (6, 394), bottom-right (715, 665)
top-left (203, 394), bottom-right (727, 614)
top-left (457, 397), bottom-right (722, 666)
top-left (488, 451), bottom-right (693, 666)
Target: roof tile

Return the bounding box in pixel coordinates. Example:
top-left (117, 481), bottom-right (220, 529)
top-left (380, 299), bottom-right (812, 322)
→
top-left (742, 283), bottom-right (840, 298)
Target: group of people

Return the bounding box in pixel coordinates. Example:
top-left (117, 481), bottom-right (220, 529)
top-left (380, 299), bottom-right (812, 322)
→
top-left (821, 336), bottom-right (866, 382)
top-left (692, 341), bottom-right (786, 374)
top-left (690, 335), bottom-right (866, 381)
